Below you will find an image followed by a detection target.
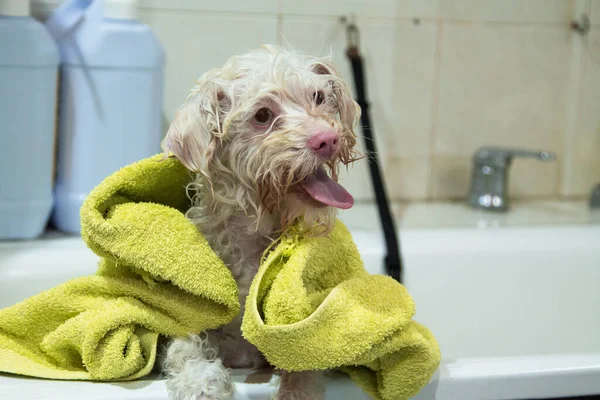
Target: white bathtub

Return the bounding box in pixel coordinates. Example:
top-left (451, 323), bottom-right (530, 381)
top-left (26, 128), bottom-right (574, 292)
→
top-left (1, 201), bottom-right (600, 399)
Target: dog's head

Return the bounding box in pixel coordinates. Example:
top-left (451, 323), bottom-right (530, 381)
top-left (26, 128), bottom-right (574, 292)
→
top-left (163, 45), bottom-right (361, 235)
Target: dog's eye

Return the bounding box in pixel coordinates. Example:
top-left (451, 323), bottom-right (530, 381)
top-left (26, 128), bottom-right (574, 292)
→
top-left (314, 90), bottom-right (325, 106)
top-left (254, 108), bottom-right (273, 126)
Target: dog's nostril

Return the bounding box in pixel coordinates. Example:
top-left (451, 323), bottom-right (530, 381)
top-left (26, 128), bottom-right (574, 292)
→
top-left (308, 131), bottom-right (339, 157)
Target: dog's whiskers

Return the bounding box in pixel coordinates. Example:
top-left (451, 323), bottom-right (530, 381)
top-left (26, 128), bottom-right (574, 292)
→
top-left (161, 44), bottom-right (361, 400)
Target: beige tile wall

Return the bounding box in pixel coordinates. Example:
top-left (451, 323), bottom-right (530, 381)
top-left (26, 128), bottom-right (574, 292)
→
top-left (433, 24), bottom-right (570, 200)
top-left (563, 0), bottom-right (600, 198)
top-left (43, 0), bottom-right (597, 203)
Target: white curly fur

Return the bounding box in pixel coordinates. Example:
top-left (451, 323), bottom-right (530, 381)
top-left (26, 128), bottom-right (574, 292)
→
top-left (160, 45), bottom-right (360, 400)
top-left (163, 334), bottom-right (233, 400)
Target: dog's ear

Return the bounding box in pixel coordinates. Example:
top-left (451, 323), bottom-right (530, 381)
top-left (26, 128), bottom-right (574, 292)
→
top-left (311, 61), bottom-right (361, 133)
top-left (162, 85), bottom-right (229, 173)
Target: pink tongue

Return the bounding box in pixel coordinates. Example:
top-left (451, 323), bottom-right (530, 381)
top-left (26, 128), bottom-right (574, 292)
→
top-left (300, 169), bottom-right (354, 209)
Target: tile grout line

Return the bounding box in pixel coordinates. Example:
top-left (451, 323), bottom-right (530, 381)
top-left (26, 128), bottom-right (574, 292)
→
top-left (138, 8), bottom-right (278, 18)
top-left (426, 17), bottom-right (445, 201)
top-left (137, 7), bottom-right (585, 30)
top-left (561, 0), bottom-right (590, 196)
top-left (275, 0), bottom-right (283, 45)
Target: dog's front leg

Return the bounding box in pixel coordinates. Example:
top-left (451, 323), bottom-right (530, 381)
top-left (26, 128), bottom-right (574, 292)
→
top-left (162, 333), bottom-right (234, 400)
top-left (276, 370), bottom-right (325, 400)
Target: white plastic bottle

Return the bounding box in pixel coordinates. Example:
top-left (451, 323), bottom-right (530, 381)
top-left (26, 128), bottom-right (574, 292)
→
top-left (0, 0), bottom-right (60, 239)
top-left (47, 0), bottom-right (165, 234)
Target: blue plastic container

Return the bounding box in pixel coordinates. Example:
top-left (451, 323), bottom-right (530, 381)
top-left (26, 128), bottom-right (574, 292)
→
top-left (0, 1), bottom-right (60, 239)
top-left (47, 0), bottom-right (165, 234)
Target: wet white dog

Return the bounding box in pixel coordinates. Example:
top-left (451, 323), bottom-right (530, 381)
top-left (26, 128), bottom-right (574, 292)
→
top-left (161, 45), bottom-right (361, 400)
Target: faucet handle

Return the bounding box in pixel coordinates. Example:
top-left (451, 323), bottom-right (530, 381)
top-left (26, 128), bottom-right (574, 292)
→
top-left (474, 147), bottom-right (555, 168)
top-left (469, 146), bottom-right (556, 212)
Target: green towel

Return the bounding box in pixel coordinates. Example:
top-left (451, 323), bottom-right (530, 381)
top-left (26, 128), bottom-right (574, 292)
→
top-left (0, 155), bottom-right (440, 399)
top-left (0, 155), bottom-right (239, 380)
top-left (242, 221), bottom-right (440, 400)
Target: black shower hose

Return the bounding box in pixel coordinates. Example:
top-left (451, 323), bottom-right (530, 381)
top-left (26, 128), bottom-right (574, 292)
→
top-left (346, 38), bottom-right (403, 282)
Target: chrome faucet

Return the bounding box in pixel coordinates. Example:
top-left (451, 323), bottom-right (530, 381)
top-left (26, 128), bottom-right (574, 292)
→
top-left (468, 147), bottom-right (555, 212)
top-left (591, 184), bottom-right (600, 209)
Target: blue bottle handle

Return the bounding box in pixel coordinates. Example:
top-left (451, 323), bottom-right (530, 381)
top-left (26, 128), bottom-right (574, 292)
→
top-left (45, 0), bottom-right (93, 40)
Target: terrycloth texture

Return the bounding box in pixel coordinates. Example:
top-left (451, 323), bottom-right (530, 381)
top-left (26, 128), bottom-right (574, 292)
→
top-left (0, 154), bottom-right (440, 400)
top-left (0, 155), bottom-right (240, 380)
top-left (242, 221), bottom-right (441, 400)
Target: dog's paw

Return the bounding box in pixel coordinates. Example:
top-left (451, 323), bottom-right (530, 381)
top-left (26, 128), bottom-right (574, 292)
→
top-left (163, 335), bottom-right (233, 400)
top-left (274, 371), bottom-right (324, 400)
top-left (273, 392), bottom-right (324, 400)
top-left (164, 356), bottom-right (233, 400)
